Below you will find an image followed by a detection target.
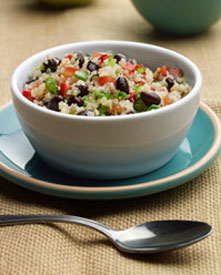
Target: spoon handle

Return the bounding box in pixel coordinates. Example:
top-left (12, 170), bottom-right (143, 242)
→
top-left (0, 215), bottom-right (115, 239)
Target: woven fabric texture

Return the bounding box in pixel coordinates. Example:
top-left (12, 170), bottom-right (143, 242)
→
top-left (0, 0), bottom-right (220, 274)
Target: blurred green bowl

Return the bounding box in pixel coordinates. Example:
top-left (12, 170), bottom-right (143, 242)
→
top-left (131, 0), bottom-right (221, 36)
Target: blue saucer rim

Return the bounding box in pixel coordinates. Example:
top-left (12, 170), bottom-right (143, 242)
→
top-left (0, 101), bottom-right (220, 195)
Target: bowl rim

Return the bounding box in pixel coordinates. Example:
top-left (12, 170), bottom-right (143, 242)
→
top-left (11, 40), bottom-right (202, 121)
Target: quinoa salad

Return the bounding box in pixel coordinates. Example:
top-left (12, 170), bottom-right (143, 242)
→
top-left (22, 52), bottom-right (191, 116)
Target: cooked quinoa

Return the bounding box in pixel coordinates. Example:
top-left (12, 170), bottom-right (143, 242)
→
top-left (22, 52), bottom-right (191, 116)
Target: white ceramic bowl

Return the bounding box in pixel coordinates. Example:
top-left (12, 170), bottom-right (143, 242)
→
top-left (11, 41), bottom-right (202, 179)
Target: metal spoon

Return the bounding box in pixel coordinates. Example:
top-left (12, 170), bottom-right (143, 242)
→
top-left (0, 215), bottom-right (212, 253)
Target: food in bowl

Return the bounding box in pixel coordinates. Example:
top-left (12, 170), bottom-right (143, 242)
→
top-left (23, 52), bottom-right (191, 116)
top-left (11, 41), bottom-right (201, 179)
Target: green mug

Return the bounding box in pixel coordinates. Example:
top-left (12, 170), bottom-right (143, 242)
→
top-left (131, 0), bottom-right (221, 35)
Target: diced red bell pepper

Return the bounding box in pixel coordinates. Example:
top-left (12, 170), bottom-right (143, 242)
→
top-left (135, 80), bottom-right (145, 85)
top-left (160, 66), bottom-right (167, 77)
top-left (128, 92), bottom-right (137, 103)
top-left (164, 94), bottom-right (173, 105)
top-left (99, 54), bottom-right (111, 63)
top-left (59, 82), bottom-right (71, 97)
top-left (134, 64), bottom-right (144, 70)
top-left (112, 79), bottom-right (117, 86)
top-left (154, 66), bottom-right (167, 80)
top-left (98, 75), bottom-right (113, 86)
top-left (122, 62), bottom-right (135, 73)
top-left (65, 54), bottom-right (72, 60)
top-left (63, 67), bottom-right (79, 78)
top-left (91, 52), bottom-right (102, 59)
top-left (167, 67), bottom-right (182, 79)
top-left (123, 63), bottom-right (145, 74)
top-left (23, 89), bottom-right (33, 101)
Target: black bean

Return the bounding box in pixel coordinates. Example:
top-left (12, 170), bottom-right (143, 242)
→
top-left (87, 61), bottom-right (100, 72)
top-left (47, 95), bottom-right (63, 111)
top-left (166, 77), bottom-right (174, 91)
top-left (77, 85), bottom-right (89, 97)
top-left (42, 58), bottom-right (60, 73)
top-left (68, 96), bottom-right (84, 107)
top-left (140, 91), bottom-right (161, 106)
top-left (127, 111), bottom-right (135, 115)
top-left (77, 52), bottom-right (85, 68)
top-left (56, 57), bottom-right (61, 65)
top-left (77, 110), bottom-right (88, 116)
top-left (113, 53), bottom-right (127, 63)
top-left (116, 76), bottom-right (129, 94)
top-left (25, 77), bottom-right (38, 85)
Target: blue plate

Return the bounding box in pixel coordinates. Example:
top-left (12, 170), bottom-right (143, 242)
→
top-left (0, 102), bottom-right (220, 200)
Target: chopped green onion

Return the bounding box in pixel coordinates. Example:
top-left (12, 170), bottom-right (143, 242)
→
top-left (101, 105), bottom-right (110, 112)
top-left (105, 93), bottom-right (112, 99)
top-left (40, 64), bottom-right (45, 72)
top-left (133, 100), bottom-right (147, 112)
top-left (99, 112), bottom-right (106, 116)
top-left (45, 77), bottom-right (58, 94)
top-left (94, 90), bottom-right (105, 99)
top-left (74, 70), bottom-right (88, 81)
top-left (82, 96), bottom-right (88, 101)
top-left (114, 90), bottom-right (127, 100)
top-left (135, 84), bottom-right (142, 92)
top-left (135, 91), bottom-right (141, 100)
top-left (108, 57), bottom-right (116, 67)
top-left (94, 90), bottom-right (100, 98)
top-left (148, 105), bottom-right (160, 111)
top-left (153, 77), bottom-right (161, 82)
top-left (114, 90), bottom-right (120, 98)
top-left (115, 70), bottom-right (121, 76)
top-left (153, 72), bottom-right (162, 81)
top-left (137, 67), bottom-right (146, 74)
top-left (90, 74), bottom-right (99, 81)
top-left (98, 105), bottom-right (110, 115)
top-left (180, 70), bottom-right (184, 77)
top-left (119, 91), bottom-right (127, 100)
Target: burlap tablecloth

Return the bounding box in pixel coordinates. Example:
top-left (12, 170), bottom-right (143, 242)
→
top-left (0, 0), bottom-right (220, 274)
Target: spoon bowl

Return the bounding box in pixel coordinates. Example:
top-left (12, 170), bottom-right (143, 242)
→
top-left (115, 220), bottom-right (212, 253)
top-left (0, 215), bottom-right (212, 253)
